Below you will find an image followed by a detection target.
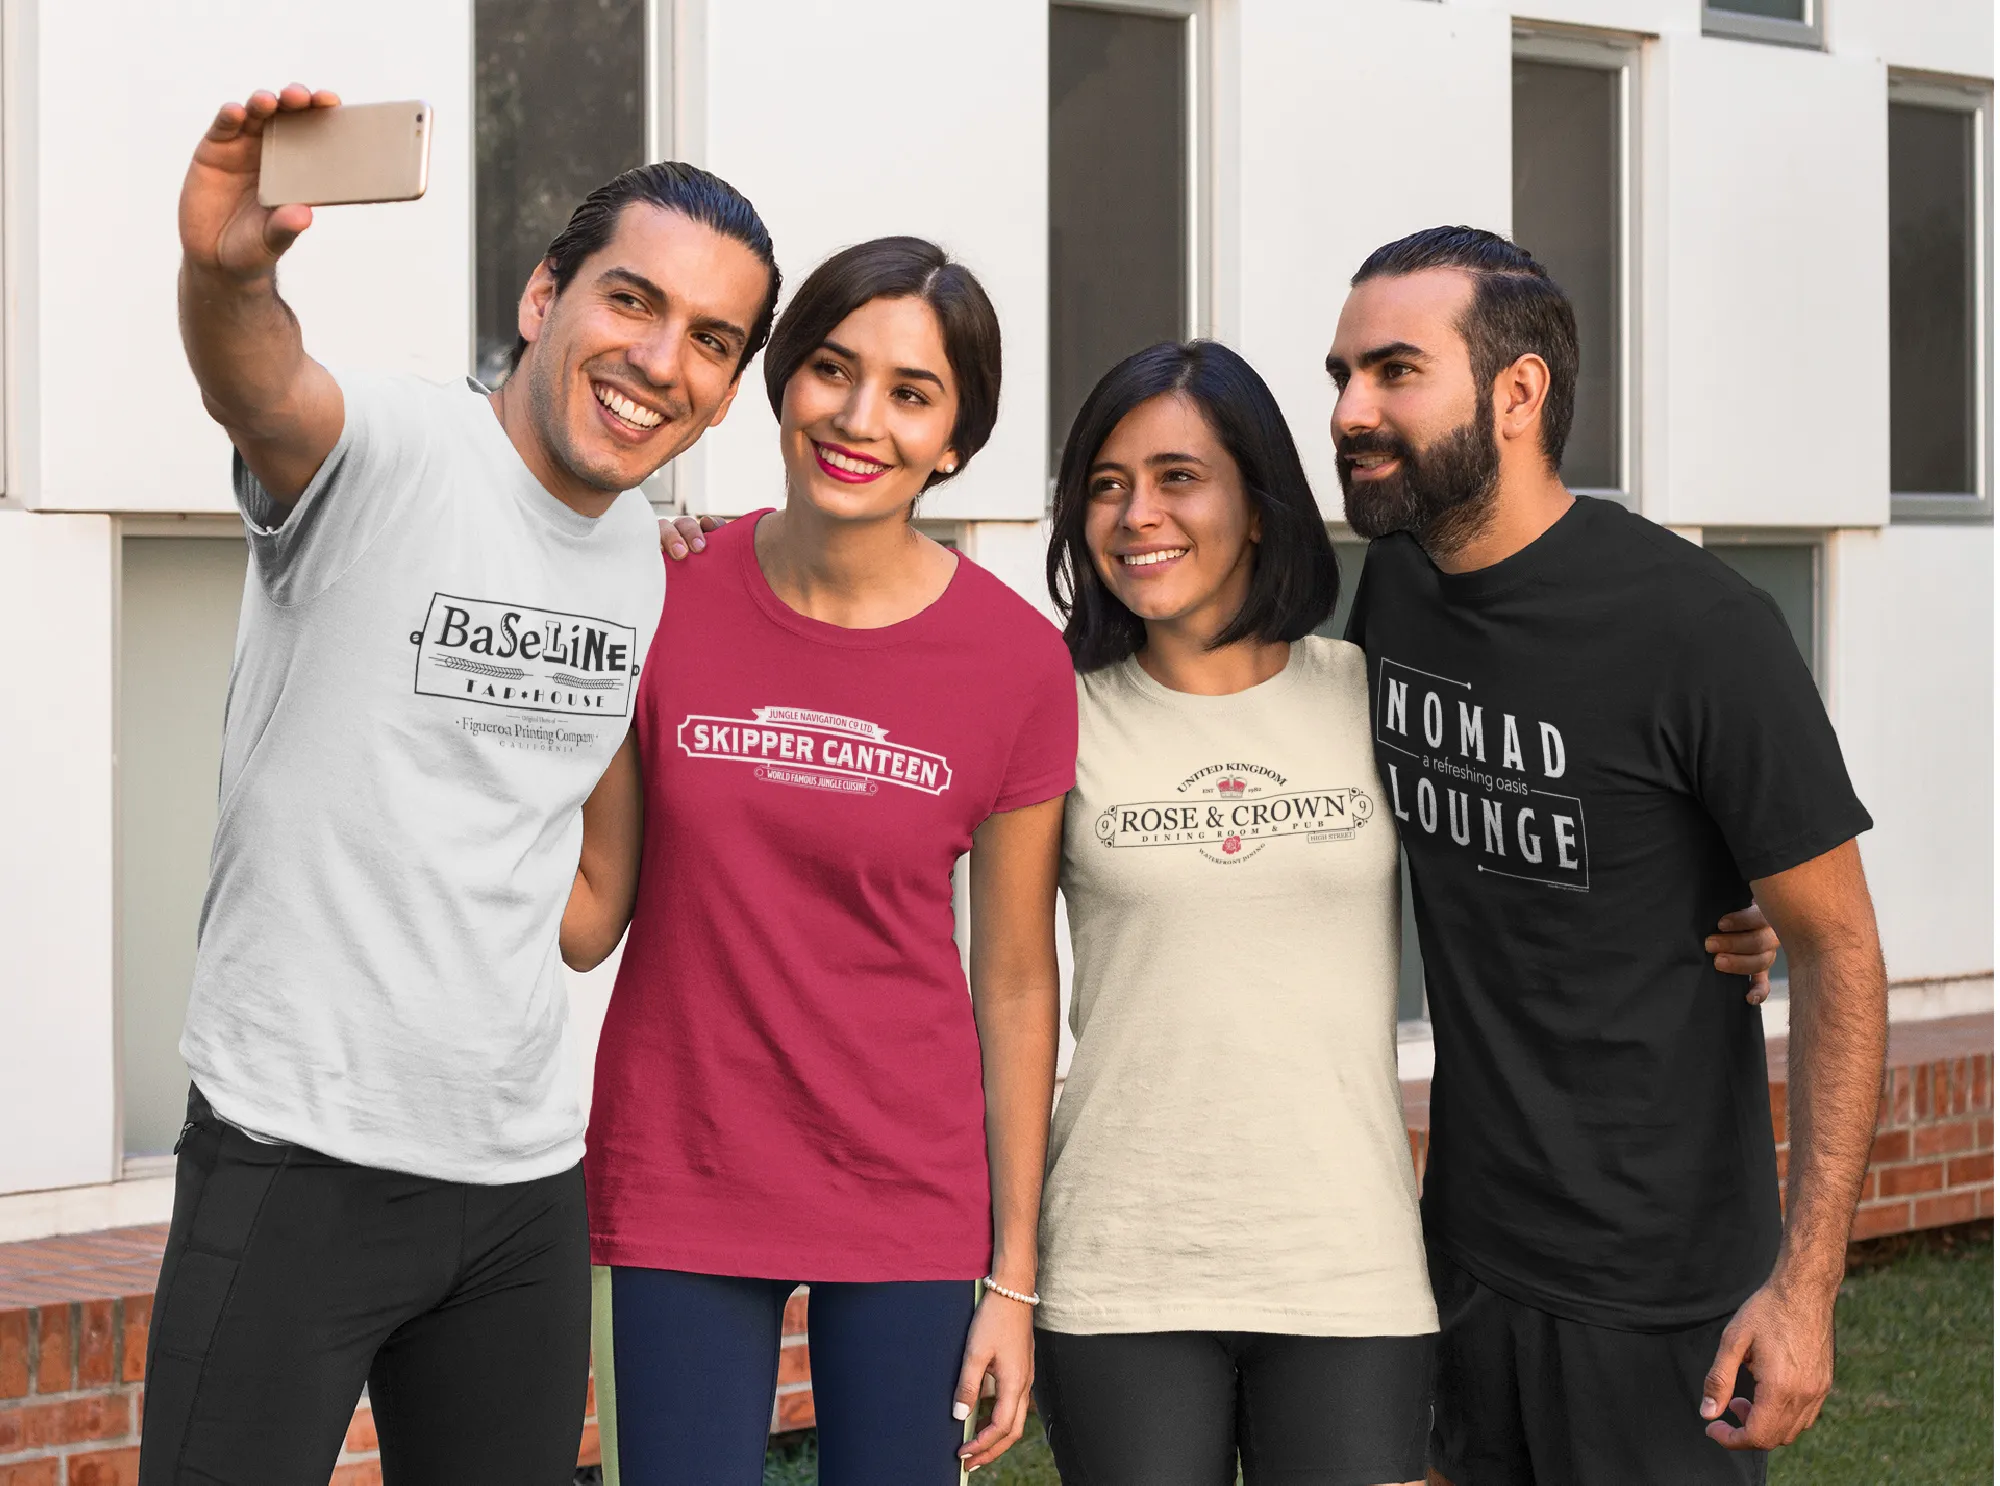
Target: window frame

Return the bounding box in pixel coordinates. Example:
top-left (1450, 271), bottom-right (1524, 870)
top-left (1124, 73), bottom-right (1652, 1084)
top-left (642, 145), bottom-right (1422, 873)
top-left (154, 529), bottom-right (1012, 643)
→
top-left (1511, 27), bottom-right (1642, 513)
top-left (1047, 0), bottom-right (1210, 492)
top-left (1888, 74), bottom-right (1993, 525)
top-left (1700, 0), bottom-right (1822, 52)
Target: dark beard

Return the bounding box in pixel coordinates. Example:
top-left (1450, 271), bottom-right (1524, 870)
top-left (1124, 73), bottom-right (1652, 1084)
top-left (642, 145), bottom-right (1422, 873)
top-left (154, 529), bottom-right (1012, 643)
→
top-left (1338, 405), bottom-right (1501, 561)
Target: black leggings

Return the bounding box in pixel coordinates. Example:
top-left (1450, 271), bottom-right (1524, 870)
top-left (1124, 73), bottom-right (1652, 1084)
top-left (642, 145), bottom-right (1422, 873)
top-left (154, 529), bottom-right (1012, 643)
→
top-left (139, 1087), bottom-right (590, 1486)
top-left (1034, 1328), bottom-right (1434, 1486)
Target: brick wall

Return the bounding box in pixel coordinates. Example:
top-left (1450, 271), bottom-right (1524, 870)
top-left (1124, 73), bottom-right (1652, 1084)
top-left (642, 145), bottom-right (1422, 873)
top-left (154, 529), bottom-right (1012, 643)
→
top-left (1845, 1051), bottom-right (1994, 1238)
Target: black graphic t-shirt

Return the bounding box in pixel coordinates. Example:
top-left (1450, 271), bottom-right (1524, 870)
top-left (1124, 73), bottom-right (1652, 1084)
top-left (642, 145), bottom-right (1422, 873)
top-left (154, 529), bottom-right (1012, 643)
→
top-left (1347, 495), bottom-right (1872, 1329)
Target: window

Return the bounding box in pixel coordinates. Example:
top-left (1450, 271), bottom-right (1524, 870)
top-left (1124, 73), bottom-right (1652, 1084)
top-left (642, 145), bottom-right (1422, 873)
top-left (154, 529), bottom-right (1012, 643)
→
top-left (1512, 35), bottom-right (1637, 504)
top-left (1889, 80), bottom-right (1991, 521)
top-left (1701, 0), bottom-right (1821, 50)
top-left (119, 533), bottom-right (250, 1164)
top-left (473, 0), bottom-right (649, 388)
top-left (1049, 0), bottom-right (1197, 474)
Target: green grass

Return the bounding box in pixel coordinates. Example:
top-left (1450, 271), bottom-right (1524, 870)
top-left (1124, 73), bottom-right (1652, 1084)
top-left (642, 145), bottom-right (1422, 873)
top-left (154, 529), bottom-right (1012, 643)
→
top-left (762, 1411), bottom-right (1062, 1485)
top-left (1770, 1225), bottom-right (1992, 1486)
top-left (760, 1228), bottom-right (1992, 1485)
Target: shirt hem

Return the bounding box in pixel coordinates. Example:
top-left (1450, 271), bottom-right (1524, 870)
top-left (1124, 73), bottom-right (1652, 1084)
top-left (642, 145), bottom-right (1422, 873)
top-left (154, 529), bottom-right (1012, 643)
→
top-left (1034, 1299), bottom-right (1439, 1338)
top-left (1428, 1234), bottom-right (1767, 1334)
top-left (189, 1073), bottom-right (584, 1187)
top-left (591, 1233), bottom-right (990, 1285)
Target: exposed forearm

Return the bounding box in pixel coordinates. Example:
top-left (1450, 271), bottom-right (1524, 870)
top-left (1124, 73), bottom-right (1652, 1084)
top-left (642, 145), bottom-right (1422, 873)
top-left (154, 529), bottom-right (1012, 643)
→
top-left (179, 259), bottom-right (312, 436)
top-left (1778, 934), bottom-right (1888, 1295)
top-left (558, 865), bottom-right (636, 972)
top-left (974, 978), bottom-right (1059, 1290)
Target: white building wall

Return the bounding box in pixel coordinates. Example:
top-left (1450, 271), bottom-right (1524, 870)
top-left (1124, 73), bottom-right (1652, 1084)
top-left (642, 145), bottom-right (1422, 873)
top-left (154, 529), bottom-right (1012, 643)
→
top-left (0, 513), bottom-right (117, 1194)
top-left (1830, 524), bottom-right (1995, 983)
top-left (13, 0), bottom-right (472, 514)
top-left (675, 0), bottom-right (1048, 524)
top-left (1652, 37), bottom-right (1890, 529)
top-left (1229, 0), bottom-right (1513, 517)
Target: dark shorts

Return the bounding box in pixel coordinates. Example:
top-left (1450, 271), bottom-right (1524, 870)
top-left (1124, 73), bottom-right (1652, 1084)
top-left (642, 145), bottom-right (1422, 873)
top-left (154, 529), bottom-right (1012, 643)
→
top-left (1429, 1248), bottom-right (1767, 1486)
top-left (1034, 1327), bottom-right (1435, 1485)
top-left (601, 1267), bottom-right (978, 1486)
top-left (138, 1086), bottom-right (590, 1486)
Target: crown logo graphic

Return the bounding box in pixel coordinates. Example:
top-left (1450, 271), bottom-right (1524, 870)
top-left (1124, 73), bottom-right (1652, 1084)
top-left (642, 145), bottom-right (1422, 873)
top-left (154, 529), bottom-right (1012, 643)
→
top-left (1218, 778), bottom-right (1246, 795)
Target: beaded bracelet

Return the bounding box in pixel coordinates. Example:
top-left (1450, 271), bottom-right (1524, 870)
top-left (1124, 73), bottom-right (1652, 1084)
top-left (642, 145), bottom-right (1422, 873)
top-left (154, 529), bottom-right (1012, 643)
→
top-left (982, 1276), bottom-right (1041, 1306)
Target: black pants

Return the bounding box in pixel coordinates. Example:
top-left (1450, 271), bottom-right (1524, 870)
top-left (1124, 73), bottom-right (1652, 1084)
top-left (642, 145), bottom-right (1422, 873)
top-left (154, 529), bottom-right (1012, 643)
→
top-left (1429, 1248), bottom-right (1767, 1486)
top-left (1034, 1327), bottom-right (1434, 1485)
top-left (139, 1087), bottom-right (590, 1486)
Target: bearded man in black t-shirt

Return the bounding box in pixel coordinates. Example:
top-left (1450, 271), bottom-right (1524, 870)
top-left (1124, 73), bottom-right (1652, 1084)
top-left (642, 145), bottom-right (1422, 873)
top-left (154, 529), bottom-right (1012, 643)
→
top-left (1333, 227), bottom-right (1887, 1486)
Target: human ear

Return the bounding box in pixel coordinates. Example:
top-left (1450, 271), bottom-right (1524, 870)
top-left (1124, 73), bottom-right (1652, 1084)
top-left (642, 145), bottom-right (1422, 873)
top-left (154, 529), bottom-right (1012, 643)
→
top-left (1497, 353), bottom-right (1551, 445)
top-left (934, 447), bottom-right (960, 477)
top-left (517, 259), bottom-right (558, 349)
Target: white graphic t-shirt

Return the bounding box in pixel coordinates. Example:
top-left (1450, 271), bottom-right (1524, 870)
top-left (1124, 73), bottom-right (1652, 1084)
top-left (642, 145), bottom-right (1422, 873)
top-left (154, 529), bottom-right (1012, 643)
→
top-left (1039, 635), bottom-right (1437, 1335)
top-left (180, 371), bottom-right (666, 1184)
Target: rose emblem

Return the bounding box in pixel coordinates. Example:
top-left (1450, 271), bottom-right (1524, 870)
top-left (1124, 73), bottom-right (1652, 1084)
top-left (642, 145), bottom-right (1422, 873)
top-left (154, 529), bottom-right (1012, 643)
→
top-left (1222, 834), bottom-right (1241, 855)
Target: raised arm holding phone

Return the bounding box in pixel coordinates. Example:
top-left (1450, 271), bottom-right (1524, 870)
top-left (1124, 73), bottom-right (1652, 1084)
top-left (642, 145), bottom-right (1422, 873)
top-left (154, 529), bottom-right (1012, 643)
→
top-left (141, 85), bottom-right (778, 1486)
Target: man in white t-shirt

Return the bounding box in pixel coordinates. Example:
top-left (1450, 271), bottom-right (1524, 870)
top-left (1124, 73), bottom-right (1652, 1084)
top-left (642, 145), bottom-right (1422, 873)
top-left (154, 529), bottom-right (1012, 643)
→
top-left (138, 84), bottom-right (779, 1486)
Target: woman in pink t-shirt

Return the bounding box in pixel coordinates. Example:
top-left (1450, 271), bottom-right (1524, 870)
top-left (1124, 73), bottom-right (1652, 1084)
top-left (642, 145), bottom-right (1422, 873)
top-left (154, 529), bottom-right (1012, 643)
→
top-left (562, 238), bottom-right (1076, 1485)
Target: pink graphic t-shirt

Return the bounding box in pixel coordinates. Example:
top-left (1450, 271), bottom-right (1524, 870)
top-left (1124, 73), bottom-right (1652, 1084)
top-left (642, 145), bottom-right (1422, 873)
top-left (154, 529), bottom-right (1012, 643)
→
top-left (585, 511), bottom-right (1078, 1281)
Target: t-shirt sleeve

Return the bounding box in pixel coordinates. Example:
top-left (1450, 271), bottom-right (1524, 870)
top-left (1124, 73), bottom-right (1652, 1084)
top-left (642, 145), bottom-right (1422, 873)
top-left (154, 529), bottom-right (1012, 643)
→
top-left (990, 630), bottom-right (1080, 815)
top-left (234, 369), bottom-right (436, 606)
top-left (1342, 541), bottom-right (1374, 649)
top-left (1669, 585), bottom-right (1873, 883)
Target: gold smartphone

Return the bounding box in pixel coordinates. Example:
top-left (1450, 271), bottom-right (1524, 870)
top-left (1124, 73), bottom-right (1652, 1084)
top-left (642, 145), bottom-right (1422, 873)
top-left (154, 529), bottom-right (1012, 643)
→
top-left (258, 101), bottom-right (433, 208)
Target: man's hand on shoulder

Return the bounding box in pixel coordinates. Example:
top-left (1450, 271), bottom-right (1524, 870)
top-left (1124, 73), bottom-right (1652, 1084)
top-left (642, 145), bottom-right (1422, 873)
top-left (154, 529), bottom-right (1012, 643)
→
top-left (659, 513), bottom-right (727, 560)
top-left (1708, 903), bottom-right (1779, 1005)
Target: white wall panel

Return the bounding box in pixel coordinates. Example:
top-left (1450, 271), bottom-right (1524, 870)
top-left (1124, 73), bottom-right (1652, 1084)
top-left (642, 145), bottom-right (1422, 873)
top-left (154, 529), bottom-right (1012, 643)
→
top-left (1232, 0), bottom-right (1512, 517)
top-left (1654, 37), bottom-right (1889, 528)
top-left (1832, 0), bottom-right (1992, 79)
top-left (21, 1), bottom-right (472, 513)
top-left (1828, 524), bottom-right (1992, 981)
top-left (1448, 0), bottom-right (1696, 40)
top-left (0, 514), bottom-right (117, 1193)
top-left (681, 0), bottom-right (1046, 522)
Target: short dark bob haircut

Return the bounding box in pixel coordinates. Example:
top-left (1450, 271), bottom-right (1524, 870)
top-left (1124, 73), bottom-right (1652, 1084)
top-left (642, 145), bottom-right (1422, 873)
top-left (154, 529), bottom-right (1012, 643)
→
top-left (509, 161), bottom-right (780, 378)
top-left (1047, 340), bottom-right (1340, 674)
top-left (762, 237), bottom-right (1002, 494)
top-left (1352, 225), bottom-right (1579, 470)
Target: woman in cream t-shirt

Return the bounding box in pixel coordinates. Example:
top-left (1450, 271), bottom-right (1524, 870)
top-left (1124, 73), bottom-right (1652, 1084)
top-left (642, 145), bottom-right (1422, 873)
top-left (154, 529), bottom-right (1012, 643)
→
top-left (1032, 340), bottom-right (1434, 1486)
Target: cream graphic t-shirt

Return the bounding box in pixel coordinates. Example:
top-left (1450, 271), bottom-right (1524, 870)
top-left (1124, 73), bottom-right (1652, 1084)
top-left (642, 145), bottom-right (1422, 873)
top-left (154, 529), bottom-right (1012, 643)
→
top-left (1039, 635), bottom-right (1436, 1336)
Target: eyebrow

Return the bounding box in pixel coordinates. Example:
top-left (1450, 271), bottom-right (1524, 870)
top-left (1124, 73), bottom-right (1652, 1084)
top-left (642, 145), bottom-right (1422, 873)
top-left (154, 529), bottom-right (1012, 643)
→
top-left (1088, 450), bottom-right (1210, 475)
top-left (821, 337), bottom-right (947, 389)
top-left (599, 267), bottom-right (748, 345)
top-left (1325, 340), bottom-right (1430, 376)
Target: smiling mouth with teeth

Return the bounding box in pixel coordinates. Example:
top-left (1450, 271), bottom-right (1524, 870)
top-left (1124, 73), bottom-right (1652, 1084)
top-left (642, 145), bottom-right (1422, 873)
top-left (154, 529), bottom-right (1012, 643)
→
top-left (594, 382), bottom-right (665, 431)
top-left (1120, 548), bottom-right (1189, 567)
top-left (814, 442), bottom-right (892, 478)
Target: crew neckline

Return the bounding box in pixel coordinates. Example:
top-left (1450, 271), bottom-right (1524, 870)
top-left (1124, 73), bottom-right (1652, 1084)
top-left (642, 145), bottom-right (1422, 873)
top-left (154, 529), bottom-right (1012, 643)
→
top-left (1117, 638), bottom-right (1308, 707)
top-left (466, 378), bottom-right (624, 540)
top-left (737, 508), bottom-right (967, 650)
top-left (1429, 493), bottom-right (1601, 604)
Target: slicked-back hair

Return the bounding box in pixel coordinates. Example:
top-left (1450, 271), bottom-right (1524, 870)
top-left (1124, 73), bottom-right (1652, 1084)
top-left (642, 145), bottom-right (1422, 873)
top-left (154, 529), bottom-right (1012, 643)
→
top-left (1048, 340), bottom-right (1341, 673)
top-left (1351, 225), bottom-right (1579, 470)
top-left (762, 237), bottom-right (1003, 494)
top-left (507, 161), bottom-right (780, 378)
